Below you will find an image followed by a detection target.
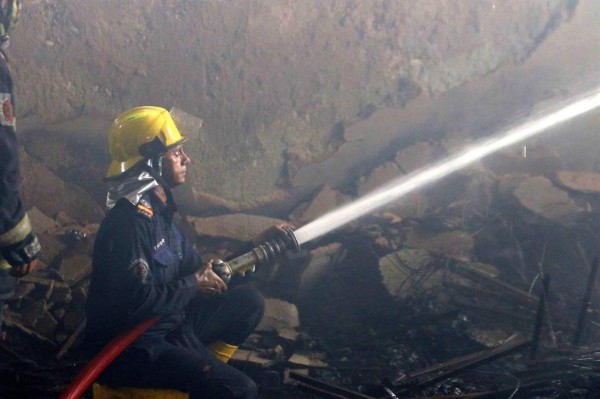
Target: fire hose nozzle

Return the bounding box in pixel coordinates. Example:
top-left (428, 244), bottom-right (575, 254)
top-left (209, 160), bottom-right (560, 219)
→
top-left (212, 227), bottom-right (299, 284)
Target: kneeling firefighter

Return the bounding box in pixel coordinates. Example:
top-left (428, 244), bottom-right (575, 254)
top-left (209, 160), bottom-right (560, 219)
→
top-left (84, 106), bottom-right (291, 399)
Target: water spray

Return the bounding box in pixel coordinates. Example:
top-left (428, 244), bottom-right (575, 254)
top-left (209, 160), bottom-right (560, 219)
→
top-left (214, 86), bottom-right (600, 281)
top-left (294, 86), bottom-right (600, 245)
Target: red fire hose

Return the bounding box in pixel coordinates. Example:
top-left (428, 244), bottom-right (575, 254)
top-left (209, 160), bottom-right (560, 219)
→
top-left (59, 317), bottom-right (160, 399)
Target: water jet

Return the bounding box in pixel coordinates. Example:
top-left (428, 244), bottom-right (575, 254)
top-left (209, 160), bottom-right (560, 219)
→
top-left (294, 86), bottom-right (600, 245)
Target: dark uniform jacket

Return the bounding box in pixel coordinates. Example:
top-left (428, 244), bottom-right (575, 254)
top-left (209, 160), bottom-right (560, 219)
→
top-left (85, 190), bottom-right (203, 351)
top-left (0, 51), bottom-right (39, 299)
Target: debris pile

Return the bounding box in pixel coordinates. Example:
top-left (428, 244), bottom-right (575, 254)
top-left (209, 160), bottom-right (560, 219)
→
top-left (3, 137), bottom-right (600, 398)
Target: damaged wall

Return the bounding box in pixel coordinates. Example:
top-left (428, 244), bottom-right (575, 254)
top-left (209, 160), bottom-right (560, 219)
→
top-left (13, 0), bottom-right (597, 210)
top-left (4, 0), bottom-right (600, 396)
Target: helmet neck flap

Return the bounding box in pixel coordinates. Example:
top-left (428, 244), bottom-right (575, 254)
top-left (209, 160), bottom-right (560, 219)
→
top-left (105, 155), bottom-right (177, 211)
top-left (105, 160), bottom-right (160, 210)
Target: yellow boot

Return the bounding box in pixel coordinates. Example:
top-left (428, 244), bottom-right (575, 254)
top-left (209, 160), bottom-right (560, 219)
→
top-left (207, 340), bottom-right (238, 363)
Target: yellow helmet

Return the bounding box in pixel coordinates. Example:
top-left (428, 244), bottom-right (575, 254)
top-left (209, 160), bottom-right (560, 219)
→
top-left (106, 106), bottom-right (187, 179)
top-left (0, 0), bottom-right (21, 41)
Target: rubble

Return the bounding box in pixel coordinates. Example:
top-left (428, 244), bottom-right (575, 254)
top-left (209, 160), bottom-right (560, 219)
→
top-left (5, 129), bottom-right (600, 399)
top-left (554, 170), bottom-right (600, 194)
top-left (58, 255), bottom-right (92, 285)
top-left (378, 247), bottom-right (440, 299)
top-left (298, 243), bottom-right (345, 294)
top-left (510, 175), bottom-right (583, 226)
top-left (256, 298), bottom-right (300, 333)
top-left (190, 213), bottom-right (289, 242)
top-left (19, 148), bottom-right (105, 224)
top-left (287, 353), bottom-right (328, 369)
top-left (3, 0), bottom-right (600, 397)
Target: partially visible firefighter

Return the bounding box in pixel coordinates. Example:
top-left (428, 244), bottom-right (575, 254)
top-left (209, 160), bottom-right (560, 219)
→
top-left (84, 106), bottom-right (291, 399)
top-left (0, 0), bottom-right (41, 330)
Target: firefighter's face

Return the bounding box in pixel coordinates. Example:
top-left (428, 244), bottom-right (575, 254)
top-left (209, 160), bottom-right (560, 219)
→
top-left (162, 144), bottom-right (190, 187)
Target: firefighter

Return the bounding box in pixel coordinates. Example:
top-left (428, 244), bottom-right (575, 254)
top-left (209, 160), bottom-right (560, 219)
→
top-left (0, 0), bottom-right (41, 330)
top-left (85, 106), bottom-right (289, 399)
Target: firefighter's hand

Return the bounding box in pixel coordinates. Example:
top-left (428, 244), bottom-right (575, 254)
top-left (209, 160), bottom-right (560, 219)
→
top-left (194, 261), bottom-right (227, 297)
top-left (10, 259), bottom-right (39, 277)
top-left (252, 223), bottom-right (295, 246)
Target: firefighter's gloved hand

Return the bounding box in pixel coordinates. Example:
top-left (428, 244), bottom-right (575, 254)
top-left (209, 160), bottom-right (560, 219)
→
top-left (251, 223), bottom-right (295, 246)
top-left (1, 232), bottom-right (41, 277)
top-left (195, 260), bottom-right (227, 297)
top-left (11, 259), bottom-right (40, 277)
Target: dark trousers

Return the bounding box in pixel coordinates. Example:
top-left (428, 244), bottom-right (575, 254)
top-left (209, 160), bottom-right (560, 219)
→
top-left (0, 299), bottom-right (4, 329)
top-left (101, 284), bottom-right (265, 399)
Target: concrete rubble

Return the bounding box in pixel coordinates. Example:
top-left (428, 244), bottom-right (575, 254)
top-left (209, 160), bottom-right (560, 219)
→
top-left (4, 124), bottom-right (600, 397)
top-left (3, 0), bottom-right (600, 397)
top-left (6, 127), bottom-right (600, 396)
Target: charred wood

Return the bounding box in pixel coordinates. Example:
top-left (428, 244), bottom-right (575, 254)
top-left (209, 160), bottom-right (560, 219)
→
top-left (395, 336), bottom-right (531, 388)
top-left (530, 274), bottom-right (550, 360)
top-left (447, 260), bottom-right (538, 307)
top-left (289, 371), bottom-right (376, 399)
top-left (573, 257), bottom-right (600, 346)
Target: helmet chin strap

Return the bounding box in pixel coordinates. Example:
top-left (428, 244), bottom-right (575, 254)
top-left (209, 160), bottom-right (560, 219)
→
top-left (151, 154), bottom-right (163, 177)
top-left (145, 155), bottom-right (177, 211)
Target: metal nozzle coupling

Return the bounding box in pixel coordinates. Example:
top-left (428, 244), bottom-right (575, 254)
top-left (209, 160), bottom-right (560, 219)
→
top-left (213, 227), bottom-right (299, 284)
top-left (251, 226), bottom-right (299, 265)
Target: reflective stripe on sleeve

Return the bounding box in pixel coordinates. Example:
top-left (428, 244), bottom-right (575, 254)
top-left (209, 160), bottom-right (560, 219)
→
top-left (0, 213), bottom-right (33, 247)
top-left (0, 256), bottom-right (10, 270)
